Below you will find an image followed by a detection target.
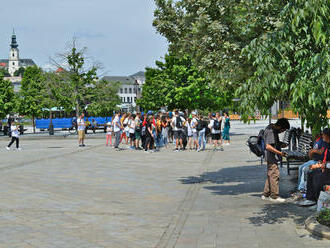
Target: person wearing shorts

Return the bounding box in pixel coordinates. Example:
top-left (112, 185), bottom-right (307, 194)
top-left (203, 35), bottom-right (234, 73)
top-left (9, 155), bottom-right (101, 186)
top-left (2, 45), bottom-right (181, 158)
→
top-left (208, 113), bottom-right (222, 151)
top-left (77, 113), bottom-right (86, 147)
top-left (171, 110), bottom-right (185, 152)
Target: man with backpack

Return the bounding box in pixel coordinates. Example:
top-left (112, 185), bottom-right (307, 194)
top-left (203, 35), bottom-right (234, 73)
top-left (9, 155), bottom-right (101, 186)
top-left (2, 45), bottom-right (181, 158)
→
top-left (171, 110), bottom-right (186, 152)
top-left (262, 118), bottom-right (290, 203)
top-left (208, 113), bottom-right (223, 151)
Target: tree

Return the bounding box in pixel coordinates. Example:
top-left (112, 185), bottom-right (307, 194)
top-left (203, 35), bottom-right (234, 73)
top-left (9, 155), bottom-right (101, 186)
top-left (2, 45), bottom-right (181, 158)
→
top-left (153, 0), bottom-right (288, 90)
top-left (0, 68), bottom-right (11, 77)
top-left (17, 66), bottom-right (46, 133)
top-left (137, 54), bottom-right (231, 111)
top-left (237, 0), bottom-right (329, 134)
top-left (14, 67), bottom-right (25, 77)
top-left (86, 79), bottom-right (121, 116)
top-left (0, 74), bottom-right (16, 119)
top-left (52, 40), bottom-right (98, 118)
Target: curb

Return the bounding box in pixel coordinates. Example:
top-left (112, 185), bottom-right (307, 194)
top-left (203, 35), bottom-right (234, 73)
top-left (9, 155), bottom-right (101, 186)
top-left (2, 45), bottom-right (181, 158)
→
top-left (305, 214), bottom-right (330, 239)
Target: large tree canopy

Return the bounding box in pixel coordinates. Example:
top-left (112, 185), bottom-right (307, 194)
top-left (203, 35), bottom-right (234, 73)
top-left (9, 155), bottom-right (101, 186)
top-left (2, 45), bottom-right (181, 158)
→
top-left (237, 0), bottom-right (329, 133)
top-left (153, 0), bottom-right (288, 88)
top-left (138, 54), bottom-right (231, 111)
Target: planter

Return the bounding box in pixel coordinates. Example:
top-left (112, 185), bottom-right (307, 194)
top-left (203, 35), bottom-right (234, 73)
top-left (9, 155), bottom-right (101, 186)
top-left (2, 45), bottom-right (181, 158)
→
top-left (305, 214), bottom-right (330, 239)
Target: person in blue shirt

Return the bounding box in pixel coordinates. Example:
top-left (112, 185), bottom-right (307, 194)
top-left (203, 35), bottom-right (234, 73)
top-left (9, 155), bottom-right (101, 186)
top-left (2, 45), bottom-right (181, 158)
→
top-left (296, 128), bottom-right (330, 192)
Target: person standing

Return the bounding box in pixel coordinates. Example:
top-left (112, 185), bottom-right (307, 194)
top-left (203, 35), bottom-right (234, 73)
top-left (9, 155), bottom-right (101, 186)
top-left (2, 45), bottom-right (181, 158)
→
top-left (6, 121), bottom-right (21, 150)
top-left (128, 114), bottom-right (136, 149)
top-left (134, 113), bottom-right (142, 150)
top-left (106, 122), bottom-right (112, 146)
top-left (208, 113), bottom-right (223, 151)
top-left (197, 115), bottom-right (207, 152)
top-left (77, 113), bottom-right (86, 147)
top-left (191, 112), bottom-right (199, 150)
top-left (222, 112), bottom-right (231, 145)
top-left (171, 110), bottom-right (186, 152)
top-left (262, 118), bottom-right (290, 202)
top-left (113, 111), bottom-right (121, 149)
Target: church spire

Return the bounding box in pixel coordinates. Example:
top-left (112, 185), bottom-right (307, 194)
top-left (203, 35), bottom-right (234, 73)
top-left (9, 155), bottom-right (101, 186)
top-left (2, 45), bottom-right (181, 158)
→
top-left (11, 29), bottom-right (18, 49)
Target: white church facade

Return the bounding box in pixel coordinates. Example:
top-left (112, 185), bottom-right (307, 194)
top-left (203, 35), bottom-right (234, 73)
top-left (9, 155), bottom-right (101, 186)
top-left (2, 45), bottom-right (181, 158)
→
top-left (0, 31), bottom-right (36, 91)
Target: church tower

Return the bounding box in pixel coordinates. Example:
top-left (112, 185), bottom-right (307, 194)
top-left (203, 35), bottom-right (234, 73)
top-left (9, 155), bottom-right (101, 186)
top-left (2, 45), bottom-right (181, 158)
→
top-left (8, 29), bottom-right (20, 76)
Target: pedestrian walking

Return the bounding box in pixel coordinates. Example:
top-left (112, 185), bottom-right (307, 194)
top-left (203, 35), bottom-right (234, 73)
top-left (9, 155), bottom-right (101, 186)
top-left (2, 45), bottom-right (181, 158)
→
top-left (6, 120), bottom-right (21, 150)
top-left (113, 111), bottom-right (122, 149)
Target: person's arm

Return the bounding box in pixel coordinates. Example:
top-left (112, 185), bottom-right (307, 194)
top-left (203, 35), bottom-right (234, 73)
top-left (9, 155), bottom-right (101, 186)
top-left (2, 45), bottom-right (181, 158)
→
top-left (308, 148), bottom-right (325, 158)
top-left (266, 144), bottom-right (286, 157)
top-left (148, 126), bottom-right (153, 137)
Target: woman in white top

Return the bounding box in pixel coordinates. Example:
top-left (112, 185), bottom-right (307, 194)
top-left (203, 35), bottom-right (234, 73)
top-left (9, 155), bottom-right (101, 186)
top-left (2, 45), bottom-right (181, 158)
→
top-left (106, 122), bottom-right (112, 146)
top-left (186, 118), bottom-right (194, 150)
top-left (6, 121), bottom-right (21, 150)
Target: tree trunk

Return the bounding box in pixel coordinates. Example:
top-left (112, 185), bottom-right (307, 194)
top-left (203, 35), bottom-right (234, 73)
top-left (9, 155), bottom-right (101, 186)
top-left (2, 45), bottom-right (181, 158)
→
top-left (32, 116), bottom-right (35, 133)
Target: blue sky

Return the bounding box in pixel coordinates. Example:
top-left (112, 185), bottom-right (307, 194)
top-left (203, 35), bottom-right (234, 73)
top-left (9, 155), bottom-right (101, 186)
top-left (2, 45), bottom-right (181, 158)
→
top-left (0, 0), bottom-right (168, 76)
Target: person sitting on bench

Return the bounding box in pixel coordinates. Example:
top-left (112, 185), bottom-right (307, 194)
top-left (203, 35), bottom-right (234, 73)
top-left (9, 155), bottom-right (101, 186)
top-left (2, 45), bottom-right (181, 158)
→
top-left (296, 128), bottom-right (330, 193)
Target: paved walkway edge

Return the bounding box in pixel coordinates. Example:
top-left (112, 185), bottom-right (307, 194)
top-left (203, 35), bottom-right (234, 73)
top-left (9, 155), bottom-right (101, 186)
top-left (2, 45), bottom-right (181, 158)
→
top-left (305, 214), bottom-right (330, 239)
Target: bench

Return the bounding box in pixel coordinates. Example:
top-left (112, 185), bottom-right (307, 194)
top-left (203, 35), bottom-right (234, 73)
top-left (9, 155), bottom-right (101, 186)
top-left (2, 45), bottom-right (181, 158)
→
top-left (279, 129), bottom-right (294, 168)
top-left (284, 132), bottom-right (313, 175)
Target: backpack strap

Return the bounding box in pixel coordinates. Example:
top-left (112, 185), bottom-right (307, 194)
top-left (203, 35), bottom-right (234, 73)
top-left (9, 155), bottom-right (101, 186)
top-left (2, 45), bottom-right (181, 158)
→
top-left (323, 148), bottom-right (328, 164)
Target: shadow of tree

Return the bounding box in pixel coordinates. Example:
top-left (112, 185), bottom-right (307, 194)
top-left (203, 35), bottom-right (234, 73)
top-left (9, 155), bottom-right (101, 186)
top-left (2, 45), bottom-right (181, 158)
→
top-left (178, 164), bottom-right (319, 228)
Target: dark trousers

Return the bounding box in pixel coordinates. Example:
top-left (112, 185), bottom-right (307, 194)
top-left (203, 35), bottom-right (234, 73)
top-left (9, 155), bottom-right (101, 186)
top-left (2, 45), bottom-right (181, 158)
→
top-left (306, 169), bottom-right (330, 201)
top-left (145, 135), bottom-right (154, 151)
top-left (8, 137), bottom-right (19, 148)
top-left (141, 135), bottom-right (146, 149)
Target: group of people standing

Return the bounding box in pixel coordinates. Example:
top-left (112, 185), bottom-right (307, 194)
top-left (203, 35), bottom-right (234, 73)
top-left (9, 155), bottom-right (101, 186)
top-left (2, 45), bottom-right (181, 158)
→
top-left (104, 110), bottom-right (231, 152)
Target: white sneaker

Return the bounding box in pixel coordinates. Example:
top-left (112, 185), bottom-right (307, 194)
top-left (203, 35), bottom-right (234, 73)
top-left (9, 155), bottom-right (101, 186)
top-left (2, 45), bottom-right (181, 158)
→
top-left (17, 148), bottom-right (22, 151)
top-left (269, 197), bottom-right (286, 203)
top-left (5, 146), bottom-right (10, 151)
top-left (261, 195), bottom-right (269, 201)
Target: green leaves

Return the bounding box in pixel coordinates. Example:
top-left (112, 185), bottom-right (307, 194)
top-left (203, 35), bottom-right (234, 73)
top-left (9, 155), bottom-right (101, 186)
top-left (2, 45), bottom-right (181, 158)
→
top-left (0, 75), bottom-right (15, 119)
top-left (138, 53), bottom-right (231, 111)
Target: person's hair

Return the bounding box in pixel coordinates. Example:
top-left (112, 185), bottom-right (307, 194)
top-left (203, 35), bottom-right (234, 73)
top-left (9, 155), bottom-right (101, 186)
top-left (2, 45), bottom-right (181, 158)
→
top-left (323, 128), bottom-right (330, 137)
top-left (275, 118), bottom-right (290, 130)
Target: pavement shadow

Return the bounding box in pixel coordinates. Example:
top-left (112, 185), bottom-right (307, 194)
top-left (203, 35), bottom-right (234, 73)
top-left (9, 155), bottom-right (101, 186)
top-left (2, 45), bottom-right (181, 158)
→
top-left (179, 165), bottom-right (266, 195)
top-left (247, 201), bottom-right (315, 227)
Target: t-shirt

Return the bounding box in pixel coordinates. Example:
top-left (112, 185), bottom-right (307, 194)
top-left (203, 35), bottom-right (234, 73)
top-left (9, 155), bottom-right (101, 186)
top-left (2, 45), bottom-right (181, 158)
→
top-left (186, 122), bottom-right (193, 136)
top-left (106, 126), bottom-right (112, 135)
top-left (123, 118), bottom-right (129, 132)
top-left (77, 118), bottom-right (85, 131)
top-left (264, 125), bottom-right (280, 164)
top-left (191, 118), bottom-right (198, 133)
top-left (129, 119), bottom-right (135, 134)
top-left (312, 138), bottom-right (330, 161)
top-left (11, 125), bottom-right (19, 138)
top-left (113, 116), bottom-right (121, 132)
top-left (209, 119), bottom-right (221, 134)
top-left (172, 116), bottom-right (185, 131)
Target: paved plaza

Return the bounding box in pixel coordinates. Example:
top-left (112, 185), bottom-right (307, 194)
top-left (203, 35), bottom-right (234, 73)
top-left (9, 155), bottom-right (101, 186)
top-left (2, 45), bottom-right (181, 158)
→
top-left (0, 121), bottom-right (330, 247)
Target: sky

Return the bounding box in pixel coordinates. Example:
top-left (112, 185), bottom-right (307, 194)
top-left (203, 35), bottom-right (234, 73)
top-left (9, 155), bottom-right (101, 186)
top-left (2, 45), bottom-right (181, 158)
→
top-left (0, 0), bottom-right (168, 76)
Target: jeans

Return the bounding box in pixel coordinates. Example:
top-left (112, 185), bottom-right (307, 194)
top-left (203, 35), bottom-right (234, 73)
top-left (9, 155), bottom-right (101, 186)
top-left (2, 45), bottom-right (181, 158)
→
top-left (198, 129), bottom-right (206, 150)
top-left (298, 160), bottom-right (317, 191)
top-left (114, 131), bottom-right (121, 148)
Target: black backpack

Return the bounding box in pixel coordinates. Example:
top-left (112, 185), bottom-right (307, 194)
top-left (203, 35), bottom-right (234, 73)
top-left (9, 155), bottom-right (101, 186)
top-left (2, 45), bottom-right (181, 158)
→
top-left (214, 119), bottom-right (221, 130)
top-left (176, 117), bottom-right (183, 128)
top-left (247, 129), bottom-right (266, 157)
top-left (196, 119), bottom-right (204, 131)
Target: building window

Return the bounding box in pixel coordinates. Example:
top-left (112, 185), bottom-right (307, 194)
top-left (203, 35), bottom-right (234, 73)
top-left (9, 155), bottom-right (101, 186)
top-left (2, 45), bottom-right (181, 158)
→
top-left (129, 88), bottom-right (132, 94)
top-left (12, 53), bottom-right (14, 57)
top-left (134, 97), bottom-right (137, 102)
top-left (121, 97), bottom-right (123, 103)
top-left (12, 62), bottom-right (15, 65)
top-left (138, 88), bottom-right (141, 92)
top-left (124, 88), bottom-right (128, 94)
top-left (127, 97), bottom-right (130, 103)
top-left (120, 88), bottom-right (123, 94)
